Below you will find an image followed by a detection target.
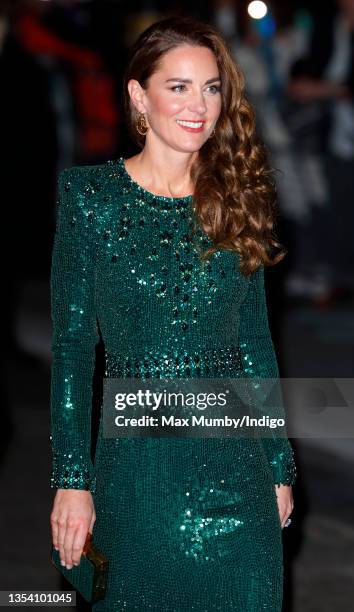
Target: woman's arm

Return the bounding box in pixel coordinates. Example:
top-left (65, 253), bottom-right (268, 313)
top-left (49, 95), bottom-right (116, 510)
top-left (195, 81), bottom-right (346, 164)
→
top-left (50, 167), bottom-right (100, 493)
top-left (238, 265), bottom-right (297, 487)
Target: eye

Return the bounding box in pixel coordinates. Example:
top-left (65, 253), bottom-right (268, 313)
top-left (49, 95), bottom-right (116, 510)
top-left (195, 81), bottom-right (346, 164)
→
top-left (207, 85), bottom-right (221, 94)
top-left (170, 84), bottom-right (186, 93)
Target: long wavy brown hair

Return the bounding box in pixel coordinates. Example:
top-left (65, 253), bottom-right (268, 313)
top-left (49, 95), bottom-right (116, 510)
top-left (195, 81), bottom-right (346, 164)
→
top-left (122, 16), bottom-right (286, 275)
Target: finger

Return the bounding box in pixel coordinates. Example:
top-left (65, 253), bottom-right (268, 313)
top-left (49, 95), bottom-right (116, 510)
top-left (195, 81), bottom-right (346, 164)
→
top-left (278, 506), bottom-right (286, 528)
top-left (50, 513), bottom-right (59, 550)
top-left (63, 524), bottom-right (77, 568)
top-left (89, 511), bottom-right (96, 533)
top-left (72, 522), bottom-right (89, 566)
top-left (281, 511), bottom-right (291, 529)
top-left (58, 519), bottom-right (67, 566)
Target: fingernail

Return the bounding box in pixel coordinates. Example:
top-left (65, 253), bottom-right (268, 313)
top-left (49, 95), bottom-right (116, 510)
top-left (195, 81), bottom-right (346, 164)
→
top-left (60, 560), bottom-right (66, 566)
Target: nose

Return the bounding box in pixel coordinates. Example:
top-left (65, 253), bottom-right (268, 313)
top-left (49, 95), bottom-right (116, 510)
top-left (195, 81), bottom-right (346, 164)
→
top-left (187, 89), bottom-right (208, 115)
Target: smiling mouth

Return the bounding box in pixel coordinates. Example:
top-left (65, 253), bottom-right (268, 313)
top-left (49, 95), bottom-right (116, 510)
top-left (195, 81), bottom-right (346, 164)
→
top-left (176, 120), bottom-right (205, 128)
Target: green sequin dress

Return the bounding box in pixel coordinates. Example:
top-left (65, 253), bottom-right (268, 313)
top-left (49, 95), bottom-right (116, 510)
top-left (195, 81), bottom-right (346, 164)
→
top-left (50, 157), bottom-right (296, 611)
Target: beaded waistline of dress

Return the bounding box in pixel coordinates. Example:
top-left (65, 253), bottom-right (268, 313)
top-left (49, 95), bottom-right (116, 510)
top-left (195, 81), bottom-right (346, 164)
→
top-left (104, 345), bottom-right (244, 379)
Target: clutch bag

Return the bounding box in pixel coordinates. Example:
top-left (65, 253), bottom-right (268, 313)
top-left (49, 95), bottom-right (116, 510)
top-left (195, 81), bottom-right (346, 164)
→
top-left (51, 531), bottom-right (108, 603)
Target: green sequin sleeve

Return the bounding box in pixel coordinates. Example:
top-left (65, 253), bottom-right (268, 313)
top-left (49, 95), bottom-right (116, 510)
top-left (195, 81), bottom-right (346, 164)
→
top-left (49, 168), bottom-right (99, 492)
top-left (238, 265), bottom-right (297, 487)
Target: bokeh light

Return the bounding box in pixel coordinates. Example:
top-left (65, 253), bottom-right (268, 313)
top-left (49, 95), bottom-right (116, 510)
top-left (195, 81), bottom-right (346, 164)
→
top-left (247, 1), bottom-right (268, 20)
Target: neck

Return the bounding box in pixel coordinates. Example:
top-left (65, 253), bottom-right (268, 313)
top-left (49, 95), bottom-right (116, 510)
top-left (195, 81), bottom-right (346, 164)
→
top-left (131, 143), bottom-right (198, 198)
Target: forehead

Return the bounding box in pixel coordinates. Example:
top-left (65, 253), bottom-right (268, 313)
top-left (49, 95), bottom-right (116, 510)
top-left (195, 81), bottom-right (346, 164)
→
top-left (154, 44), bottom-right (219, 75)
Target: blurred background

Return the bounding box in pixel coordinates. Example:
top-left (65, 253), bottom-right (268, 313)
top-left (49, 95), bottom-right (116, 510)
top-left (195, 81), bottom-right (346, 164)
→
top-left (0, 0), bottom-right (353, 610)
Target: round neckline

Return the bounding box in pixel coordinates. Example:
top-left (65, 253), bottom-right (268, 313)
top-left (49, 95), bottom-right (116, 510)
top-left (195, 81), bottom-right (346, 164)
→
top-left (118, 157), bottom-right (193, 203)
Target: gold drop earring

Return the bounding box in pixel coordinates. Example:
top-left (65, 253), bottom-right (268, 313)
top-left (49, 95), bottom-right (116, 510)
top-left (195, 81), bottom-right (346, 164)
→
top-left (136, 113), bottom-right (149, 136)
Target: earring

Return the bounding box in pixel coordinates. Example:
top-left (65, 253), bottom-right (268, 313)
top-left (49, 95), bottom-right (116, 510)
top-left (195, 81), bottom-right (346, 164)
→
top-left (136, 113), bottom-right (149, 136)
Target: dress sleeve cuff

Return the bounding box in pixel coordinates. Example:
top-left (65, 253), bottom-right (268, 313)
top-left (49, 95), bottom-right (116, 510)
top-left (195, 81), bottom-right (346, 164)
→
top-left (269, 444), bottom-right (297, 487)
top-left (50, 453), bottom-right (96, 493)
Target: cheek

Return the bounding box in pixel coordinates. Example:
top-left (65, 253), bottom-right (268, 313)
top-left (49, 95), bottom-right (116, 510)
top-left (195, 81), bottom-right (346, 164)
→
top-left (149, 94), bottom-right (184, 119)
top-left (208, 97), bottom-right (222, 119)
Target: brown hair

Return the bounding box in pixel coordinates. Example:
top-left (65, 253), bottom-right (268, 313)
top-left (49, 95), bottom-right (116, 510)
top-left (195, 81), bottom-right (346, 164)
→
top-left (122, 16), bottom-right (286, 275)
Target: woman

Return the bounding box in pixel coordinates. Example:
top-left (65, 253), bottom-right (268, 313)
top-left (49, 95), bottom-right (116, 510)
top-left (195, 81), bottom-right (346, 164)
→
top-left (50, 16), bottom-right (296, 611)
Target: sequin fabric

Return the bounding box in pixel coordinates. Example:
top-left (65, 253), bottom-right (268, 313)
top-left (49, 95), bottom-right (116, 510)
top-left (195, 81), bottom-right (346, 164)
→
top-left (50, 157), bottom-right (297, 611)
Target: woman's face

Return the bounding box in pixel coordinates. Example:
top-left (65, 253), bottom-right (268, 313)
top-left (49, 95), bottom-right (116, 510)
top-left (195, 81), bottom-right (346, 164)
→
top-left (130, 44), bottom-right (222, 153)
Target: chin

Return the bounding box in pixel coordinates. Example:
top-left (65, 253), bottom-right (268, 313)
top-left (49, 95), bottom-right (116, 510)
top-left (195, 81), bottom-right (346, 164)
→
top-left (174, 140), bottom-right (206, 153)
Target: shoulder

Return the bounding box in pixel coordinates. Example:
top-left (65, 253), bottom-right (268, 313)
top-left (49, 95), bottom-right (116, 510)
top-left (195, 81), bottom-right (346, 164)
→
top-left (58, 159), bottom-right (126, 206)
top-left (244, 263), bottom-right (265, 287)
top-left (57, 161), bottom-right (119, 215)
top-left (55, 164), bottom-right (105, 233)
top-left (56, 160), bottom-right (123, 235)
top-left (239, 263), bottom-right (265, 305)
top-left (58, 162), bottom-right (109, 193)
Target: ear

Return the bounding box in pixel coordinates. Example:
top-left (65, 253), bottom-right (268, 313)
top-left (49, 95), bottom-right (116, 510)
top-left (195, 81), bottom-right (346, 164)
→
top-left (127, 79), bottom-right (148, 114)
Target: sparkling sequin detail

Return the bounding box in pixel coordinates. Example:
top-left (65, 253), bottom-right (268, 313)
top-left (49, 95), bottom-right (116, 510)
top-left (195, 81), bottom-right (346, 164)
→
top-left (50, 159), bottom-right (297, 611)
top-left (178, 482), bottom-right (245, 563)
top-left (104, 345), bottom-right (243, 379)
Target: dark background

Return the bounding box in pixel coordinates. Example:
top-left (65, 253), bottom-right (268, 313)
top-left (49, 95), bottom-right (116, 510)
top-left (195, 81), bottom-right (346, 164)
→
top-left (0, 1), bottom-right (353, 610)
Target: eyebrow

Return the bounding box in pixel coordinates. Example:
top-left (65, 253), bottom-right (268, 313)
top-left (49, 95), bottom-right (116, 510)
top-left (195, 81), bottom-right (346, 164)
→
top-left (165, 77), bottom-right (221, 84)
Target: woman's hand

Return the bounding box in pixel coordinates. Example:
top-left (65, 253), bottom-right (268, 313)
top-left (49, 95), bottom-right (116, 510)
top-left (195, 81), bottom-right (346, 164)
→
top-left (274, 484), bottom-right (294, 529)
top-left (50, 489), bottom-right (96, 569)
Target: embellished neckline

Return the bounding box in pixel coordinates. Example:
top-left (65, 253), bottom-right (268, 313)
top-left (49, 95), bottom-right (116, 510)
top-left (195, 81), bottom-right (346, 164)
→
top-left (116, 157), bottom-right (194, 205)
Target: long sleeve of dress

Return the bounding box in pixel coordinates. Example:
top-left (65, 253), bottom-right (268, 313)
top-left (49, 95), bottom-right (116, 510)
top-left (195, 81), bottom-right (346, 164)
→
top-left (238, 265), bottom-right (297, 487)
top-left (49, 168), bottom-right (99, 492)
